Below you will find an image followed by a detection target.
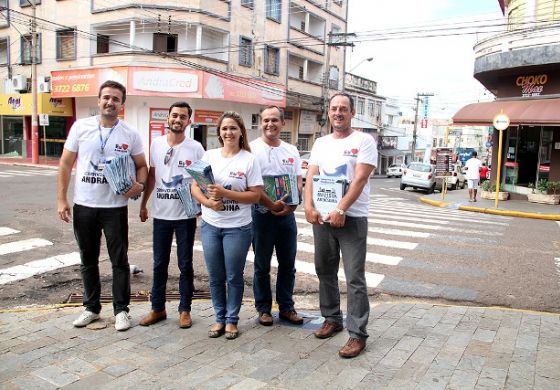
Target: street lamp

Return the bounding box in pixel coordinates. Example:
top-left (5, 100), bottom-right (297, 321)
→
top-left (347, 57), bottom-right (373, 74)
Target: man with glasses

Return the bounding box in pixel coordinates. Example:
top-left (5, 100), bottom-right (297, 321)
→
top-left (57, 80), bottom-right (148, 331)
top-left (139, 101), bottom-right (204, 328)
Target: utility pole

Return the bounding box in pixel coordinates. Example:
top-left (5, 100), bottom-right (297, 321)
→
top-left (320, 32), bottom-right (355, 135)
top-left (31, 0), bottom-right (39, 164)
top-left (411, 92), bottom-right (434, 162)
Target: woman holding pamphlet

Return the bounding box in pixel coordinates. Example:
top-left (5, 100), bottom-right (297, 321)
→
top-left (190, 111), bottom-right (263, 340)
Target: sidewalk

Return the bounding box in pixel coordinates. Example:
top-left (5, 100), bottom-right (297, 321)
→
top-left (0, 157), bottom-right (59, 169)
top-left (1, 300), bottom-right (558, 389)
top-left (420, 189), bottom-right (560, 221)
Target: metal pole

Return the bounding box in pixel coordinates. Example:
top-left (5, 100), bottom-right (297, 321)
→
top-left (31, 0), bottom-right (39, 164)
top-left (411, 94), bottom-right (420, 162)
top-left (494, 129), bottom-right (505, 208)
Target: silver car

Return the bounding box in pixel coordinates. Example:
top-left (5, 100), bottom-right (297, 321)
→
top-left (400, 163), bottom-right (436, 193)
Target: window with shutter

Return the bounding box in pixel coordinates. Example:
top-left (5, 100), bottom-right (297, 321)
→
top-left (56, 29), bottom-right (76, 60)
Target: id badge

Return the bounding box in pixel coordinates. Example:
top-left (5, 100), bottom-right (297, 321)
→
top-left (97, 157), bottom-right (107, 172)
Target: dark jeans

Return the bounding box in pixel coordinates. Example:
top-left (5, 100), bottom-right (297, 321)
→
top-left (313, 216), bottom-right (370, 339)
top-left (252, 210), bottom-right (297, 314)
top-left (151, 218), bottom-right (197, 313)
top-left (73, 204), bottom-right (130, 315)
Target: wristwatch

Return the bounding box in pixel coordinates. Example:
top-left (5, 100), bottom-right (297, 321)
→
top-left (139, 182), bottom-right (146, 192)
top-left (334, 207), bottom-right (345, 216)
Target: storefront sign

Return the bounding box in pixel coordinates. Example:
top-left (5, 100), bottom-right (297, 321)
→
top-left (0, 93), bottom-right (73, 116)
top-left (493, 113), bottom-right (510, 130)
top-left (149, 108), bottom-right (168, 146)
top-left (51, 66), bottom-right (287, 106)
top-left (516, 74), bottom-right (547, 97)
top-left (194, 110), bottom-right (223, 125)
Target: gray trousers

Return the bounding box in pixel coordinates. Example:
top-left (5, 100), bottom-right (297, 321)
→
top-left (312, 216), bottom-right (369, 339)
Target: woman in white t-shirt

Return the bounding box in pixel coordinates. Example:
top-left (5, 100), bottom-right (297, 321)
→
top-left (191, 111), bottom-right (263, 340)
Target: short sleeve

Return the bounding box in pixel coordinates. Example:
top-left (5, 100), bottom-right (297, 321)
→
top-left (64, 122), bottom-right (80, 152)
top-left (357, 135), bottom-right (377, 167)
top-left (245, 154), bottom-right (264, 187)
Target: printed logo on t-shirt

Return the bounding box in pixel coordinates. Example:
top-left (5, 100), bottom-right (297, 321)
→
top-left (162, 175), bottom-right (184, 188)
top-left (82, 160), bottom-right (108, 184)
top-left (178, 160), bottom-right (193, 168)
top-left (323, 164), bottom-right (347, 177)
top-left (156, 175), bottom-right (183, 200)
top-left (282, 157), bottom-right (295, 166)
top-left (114, 143), bottom-right (129, 153)
top-left (228, 171), bottom-right (245, 180)
top-left (343, 148), bottom-right (359, 157)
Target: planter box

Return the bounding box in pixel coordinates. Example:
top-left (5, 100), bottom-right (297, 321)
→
top-left (480, 190), bottom-right (509, 200)
top-left (527, 193), bottom-right (560, 205)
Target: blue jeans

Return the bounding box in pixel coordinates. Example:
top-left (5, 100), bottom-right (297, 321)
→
top-left (151, 218), bottom-right (197, 313)
top-left (252, 210), bottom-right (297, 314)
top-left (200, 220), bottom-right (253, 325)
top-left (73, 204), bottom-right (130, 315)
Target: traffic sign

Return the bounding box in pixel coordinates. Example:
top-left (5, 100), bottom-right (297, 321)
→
top-left (493, 113), bottom-right (510, 131)
top-left (39, 114), bottom-right (49, 126)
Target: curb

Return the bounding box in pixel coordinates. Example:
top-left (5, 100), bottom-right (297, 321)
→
top-left (420, 197), bottom-right (560, 221)
top-left (0, 161), bottom-right (59, 170)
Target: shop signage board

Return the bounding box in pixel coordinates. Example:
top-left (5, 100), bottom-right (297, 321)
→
top-left (0, 93), bottom-right (73, 116)
top-left (51, 66), bottom-right (287, 107)
top-left (435, 147), bottom-right (453, 176)
top-left (194, 110), bottom-right (223, 125)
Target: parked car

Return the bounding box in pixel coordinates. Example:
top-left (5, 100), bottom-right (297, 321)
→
top-left (400, 163), bottom-right (436, 193)
top-left (300, 151), bottom-right (310, 183)
top-left (435, 164), bottom-right (466, 191)
top-left (386, 164), bottom-right (404, 178)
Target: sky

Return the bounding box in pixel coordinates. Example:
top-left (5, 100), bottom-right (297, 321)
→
top-left (346, 0), bottom-right (505, 118)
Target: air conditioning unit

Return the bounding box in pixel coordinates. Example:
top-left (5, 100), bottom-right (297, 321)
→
top-left (38, 79), bottom-right (51, 93)
top-left (12, 75), bottom-right (27, 91)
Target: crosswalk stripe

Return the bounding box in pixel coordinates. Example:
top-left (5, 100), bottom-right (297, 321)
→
top-left (368, 208), bottom-right (509, 226)
top-left (0, 227), bottom-right (20, 236)
top-left (0, 238), bottom-right (53, 256)
top-left (0, 252), bottom-right (80, 285)
top-left (192, 243), bottom-right (386, 288)
top-left (296, 241), bottom-right (402, 266)
top-left (297, 226), bottom-right (418, 250)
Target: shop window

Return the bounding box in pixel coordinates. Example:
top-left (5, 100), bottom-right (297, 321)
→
top-left (20, 33), bottom-right (41, 64)
top-left (0, 37), bottom-right (8, 65)
top-left (56, 28), bottom-right (76, 61)
top-left (153, 33), bottom-right (178, 53)
top-left (537, 129), bottom-right (553, 182)
top-left (266, 0), bottom-right (282, 22)
top-left (264, 45), bottom-right (279, 75)
top-left (97, 34), bottom-right (109, 54)
top-left (239, 36), bottom-right (253, 67)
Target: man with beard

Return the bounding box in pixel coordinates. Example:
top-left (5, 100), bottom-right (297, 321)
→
top-left (304, 93), bottom-right (377, 358)
top-left (57, 80), bottom-right (148, 331)
top-left (139, 101), bottom-right (205, 328)
top-left (250, 106), bottom-right (303, 326)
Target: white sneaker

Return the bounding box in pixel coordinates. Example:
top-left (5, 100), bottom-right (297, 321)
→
top-left (115, 311), bottom-right (131, 331)
top-left (73, 310), bottom-right (100, 327)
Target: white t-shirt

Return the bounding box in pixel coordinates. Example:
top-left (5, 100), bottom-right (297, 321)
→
top-left (149, 135), bottom-right (205, 220)
top-left (199, 148), bottom-right (263, 228)
top-left (250, 137), bottom-right (302, 177)
top-left (64, 116), bottom-right (144, 208)
top-left (309, 130), bottom-right (377, 217)
top-left (464, 157), bottom-right (483, 180)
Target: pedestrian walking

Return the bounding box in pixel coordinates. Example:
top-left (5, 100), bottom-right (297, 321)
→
top-left (304, 92), bottom-right (377, 358)
top-left (464, 151), bottom-right (483, 202)
top-left (191, 111), bottom-right (263, 340)
top-left (250, 106), bottom-right (303, 327)
top-left (138, 101), bottom-right (204, 329)
top-left (57, 80), bottom-right (148, 331)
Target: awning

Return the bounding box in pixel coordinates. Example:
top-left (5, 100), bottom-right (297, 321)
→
top-left (452, 98), bottom-right (560, 126)
top-left (378, 149), bottom-right (405, 157)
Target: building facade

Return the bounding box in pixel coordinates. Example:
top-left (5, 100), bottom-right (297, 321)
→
top-left (0, 0), bottom-right (348, 161)
top-left (453, 0), bottom-right (560, 195)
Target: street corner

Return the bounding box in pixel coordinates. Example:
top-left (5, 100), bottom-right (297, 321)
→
top-left (458, 205), bottom-right (560, 221)
top-left (419, 196), bottom-right (450, 208)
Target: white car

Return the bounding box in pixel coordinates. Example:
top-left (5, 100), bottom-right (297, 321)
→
top-left (386, 164), bottom-right (404, 178)
top-left (435, 164), bottom-right (466, 191)
top-left (400, 163), bottom-right (436, 193)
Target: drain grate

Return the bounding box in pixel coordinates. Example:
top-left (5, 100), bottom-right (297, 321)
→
top-left (66, 291), bottom-right (211, 304)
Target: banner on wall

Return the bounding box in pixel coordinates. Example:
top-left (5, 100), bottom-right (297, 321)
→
top-left (0, 93), bottom-right (73, 116)
top-left (51, 66), bottom-right (286, 106)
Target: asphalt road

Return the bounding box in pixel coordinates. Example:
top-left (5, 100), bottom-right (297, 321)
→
top-left (1, 165), bottom-right (559, 313)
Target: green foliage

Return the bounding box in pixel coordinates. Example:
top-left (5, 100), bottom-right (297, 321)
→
top-left (481, 180), bottom-right (496, 192)
top-left (533, 179), bottom-right (560, 195)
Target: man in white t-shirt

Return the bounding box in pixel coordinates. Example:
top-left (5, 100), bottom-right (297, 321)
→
top-left (464, 151), bottom-right (483, 202)
top-left (57, 80), bottom-right (148, 331)
top-left (250, 106), bottom-right (304, 327)
top-left (304, 93), bottom-right (377, 358)
top-left (138, 102), bottom-right (205, 329)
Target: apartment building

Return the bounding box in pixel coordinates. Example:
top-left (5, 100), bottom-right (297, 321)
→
top-left (0, 0), bottom-right (348, 162)
top-left (453, 0), bottom-right (560, 195)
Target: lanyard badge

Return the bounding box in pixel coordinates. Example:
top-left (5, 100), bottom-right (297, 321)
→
top-left (98, 119), bottom-right (119, 156)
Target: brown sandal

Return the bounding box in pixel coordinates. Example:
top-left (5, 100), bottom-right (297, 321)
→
top-left (208, 324), bottom-right (225, 338)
